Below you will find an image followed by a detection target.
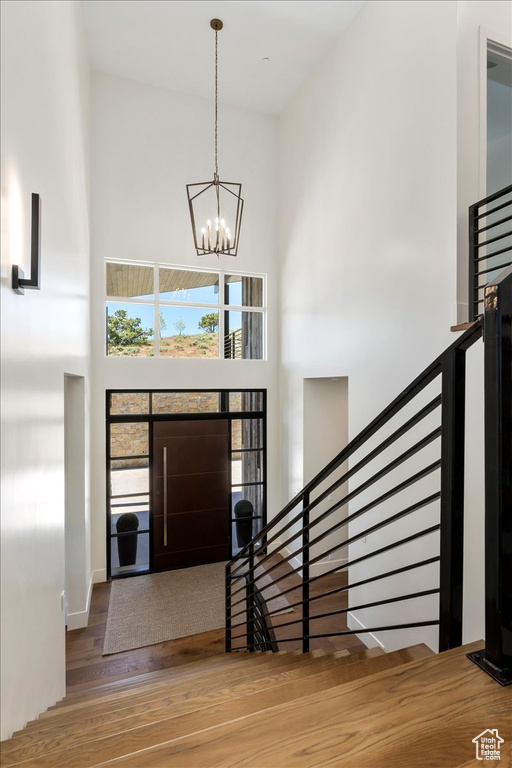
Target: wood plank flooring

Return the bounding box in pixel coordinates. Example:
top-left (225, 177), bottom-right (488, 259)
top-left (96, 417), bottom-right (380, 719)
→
top-left (4, 641), bottom-right (508, 768)
top-left (66, 565), bottom-right (365, 694)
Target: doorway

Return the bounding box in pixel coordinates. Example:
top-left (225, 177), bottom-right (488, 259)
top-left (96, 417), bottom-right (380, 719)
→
top-left (106, 389), bottom-right (267, 579)
top-left (152, 419), bottom-right (230, 570)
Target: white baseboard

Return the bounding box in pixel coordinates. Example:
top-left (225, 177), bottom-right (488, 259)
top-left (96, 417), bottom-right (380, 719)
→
top-left (310, 558), bottom-right (348, 578)
top-left (66, 574), bottom-right (94, 630)
top-left (279, 546), bottom-right (347, 579)
top-left (92, 568), bottom-right (107, 584)
top-left (347, 611), bottom-right (386, 651)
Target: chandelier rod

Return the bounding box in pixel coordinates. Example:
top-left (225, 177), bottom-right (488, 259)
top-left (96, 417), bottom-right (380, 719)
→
top-left (214, 26), bottom-right (218, 179)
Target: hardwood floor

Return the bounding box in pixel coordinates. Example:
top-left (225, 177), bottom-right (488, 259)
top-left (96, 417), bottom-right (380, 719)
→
top-left (5, 641), bottom-right (508, 768)
top-left (66, 561), bottom-right (365, 694)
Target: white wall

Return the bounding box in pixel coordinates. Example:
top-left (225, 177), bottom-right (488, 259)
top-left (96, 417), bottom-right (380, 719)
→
top-left (0, 0), bottom-right (90, 740)
top-left (278, 0), bottom-right (505, 652)
top-left (456, 0), bottom-right (512, 321)
top-left (303, 377), bottom-right (349, 576)
top-left (90, 72), bottom-right (279, 580)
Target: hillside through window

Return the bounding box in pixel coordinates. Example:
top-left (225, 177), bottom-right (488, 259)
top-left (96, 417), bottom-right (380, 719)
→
top-left (106, 262), bottom-right (265, 359)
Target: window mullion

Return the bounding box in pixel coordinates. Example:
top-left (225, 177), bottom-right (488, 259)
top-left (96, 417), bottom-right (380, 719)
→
top-left (154, 267), bottom-right (160, 357)
top-left (219, 270), bottom-right (225, 359)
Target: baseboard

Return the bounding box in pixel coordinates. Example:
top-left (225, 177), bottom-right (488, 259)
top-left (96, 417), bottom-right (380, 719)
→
top-left (278, 547), bottom-right (347, 579)
top-left (92, 568), bottom-right (107, 584)
top-left (310, 558), bottom-right (348, 578)
top-left (280, 546), bottom-right (302, 572)
top-left (347, 611), bottom-right (386, 651)
top-left (66, 574), bottom-right (94, 630)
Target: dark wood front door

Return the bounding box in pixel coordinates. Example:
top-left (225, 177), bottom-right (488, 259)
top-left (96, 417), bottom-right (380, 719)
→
top-left (152, 419), bottom-right (230, 571)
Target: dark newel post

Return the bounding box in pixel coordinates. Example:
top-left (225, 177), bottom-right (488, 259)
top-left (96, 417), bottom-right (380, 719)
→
top-left (468, 201), bottom-right (477, 322)
top-left (302, 492), bottom-right (310, 653)
top-left (469, 267), bottom-right (512, 684)
top-left (439, 347), bottom-right (466, 652)
top-left (247, 543), bottom-right (255, 651)
top-left (225, 565), bottom-right (232, 653)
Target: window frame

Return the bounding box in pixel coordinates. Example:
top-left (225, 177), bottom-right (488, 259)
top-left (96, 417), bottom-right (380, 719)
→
top-left (105, 260), bottom-right (266, 360)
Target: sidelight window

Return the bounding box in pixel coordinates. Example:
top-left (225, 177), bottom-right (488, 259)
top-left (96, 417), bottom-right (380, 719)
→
top-left (106, 389), bottom-right (267, 578)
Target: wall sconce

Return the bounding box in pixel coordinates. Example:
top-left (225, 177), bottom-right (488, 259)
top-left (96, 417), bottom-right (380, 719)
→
top-left (12, 193), bottom-right (41, 294)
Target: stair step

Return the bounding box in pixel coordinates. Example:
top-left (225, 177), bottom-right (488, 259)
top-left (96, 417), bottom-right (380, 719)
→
top-left (41, 651), bottom-right (305, 714)
top-left (18, 650), bottom-right (354, 736)
top-left (0, 646), bottom-right (431, 767)
top-left (80, 642), bottom-right (500, 768)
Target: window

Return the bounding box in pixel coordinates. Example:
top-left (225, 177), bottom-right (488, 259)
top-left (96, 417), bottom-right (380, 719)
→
top-left (106, 389), bottom-right (267, 576)
top-left (106, 262), bottom-right (265, 359)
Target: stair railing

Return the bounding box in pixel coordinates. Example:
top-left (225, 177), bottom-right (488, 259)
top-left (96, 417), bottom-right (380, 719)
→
top-left (226, 321), bottom-right (483, 655)
top-left (468, 264), bottom-right (512, 685)
top-left (469, 184), bottom-right (512, 321)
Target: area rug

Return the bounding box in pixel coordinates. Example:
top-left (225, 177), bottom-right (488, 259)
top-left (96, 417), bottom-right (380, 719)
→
top-left (103, 561), bottom-right (292, 655)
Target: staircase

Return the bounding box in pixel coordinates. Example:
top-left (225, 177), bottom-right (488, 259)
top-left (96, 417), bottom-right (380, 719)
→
top-left (2, 640), bottom-right (510, 767)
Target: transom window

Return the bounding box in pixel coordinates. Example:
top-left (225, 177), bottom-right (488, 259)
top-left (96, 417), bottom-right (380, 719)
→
top-left (105, 262), bottom-right (265, 359)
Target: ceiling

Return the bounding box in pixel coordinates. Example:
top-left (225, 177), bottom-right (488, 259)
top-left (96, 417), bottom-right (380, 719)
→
top-left (80, 0), bottom-right (365, 115)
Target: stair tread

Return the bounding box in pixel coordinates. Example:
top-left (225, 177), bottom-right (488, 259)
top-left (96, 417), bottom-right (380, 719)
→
top-left (17, 650), bottom-right (363, 734)
top-left (0, 646), bottom-right (435, 767)
top-left (77, 641), bottom-right (504, 768)
top-left (40, 651), bottom-right (308, 715)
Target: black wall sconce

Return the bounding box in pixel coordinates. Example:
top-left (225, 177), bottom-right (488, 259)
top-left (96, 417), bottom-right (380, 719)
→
top-left (12, 193), bottom-right (41, 295)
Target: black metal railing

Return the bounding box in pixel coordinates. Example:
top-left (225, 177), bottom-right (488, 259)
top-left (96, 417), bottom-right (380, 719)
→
top-left (469, 184), bottom-right (512, 321)
top-left (225, 328), bottom-right (242, 359)
top-left (468, 265), bottom-right (512, 685)
top-left (226, 321), bottom-right (483, 655)
top-left (226, 198), bottom-right (511, 686)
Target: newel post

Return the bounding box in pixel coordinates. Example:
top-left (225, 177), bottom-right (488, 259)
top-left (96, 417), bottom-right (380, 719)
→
top-left (468, 266), bottom-right (512, 685)
top-left (439, 348), bottom-right (467, 652)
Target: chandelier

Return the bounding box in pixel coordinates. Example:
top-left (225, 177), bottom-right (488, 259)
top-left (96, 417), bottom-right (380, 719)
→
top-left (186, 19), bottom-right (244, 257)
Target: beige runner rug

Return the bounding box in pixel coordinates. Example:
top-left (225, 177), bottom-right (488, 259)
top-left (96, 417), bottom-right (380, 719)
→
top-left (103, 561), bottom-right (292, 655)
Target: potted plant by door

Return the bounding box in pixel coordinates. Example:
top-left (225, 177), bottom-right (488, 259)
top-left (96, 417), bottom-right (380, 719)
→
top-left (234, 499), bottom-right (254, 548)
top-left (116, 512), bottom-right (140, 567)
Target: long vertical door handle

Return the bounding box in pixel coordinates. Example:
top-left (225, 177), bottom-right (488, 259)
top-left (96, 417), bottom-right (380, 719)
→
top-left (163, 446), bottom-right (168, 547)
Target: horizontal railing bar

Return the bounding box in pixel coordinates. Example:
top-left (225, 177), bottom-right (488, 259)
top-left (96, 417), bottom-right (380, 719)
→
top-left (229, 361), bottom-right (444, 567)
top-left (474, 184), bottom-right (512, 214)
top-left (229, 462), bottom-right (441, 602)
top-left (283, 395), bottom-right (442, 535)
top-left (111, 492), bottom-right (150, 499)
top-left (229, 555), bottom-right (441, 621)
top-left (236, 457), bottom-right (442, 592)
top-left (230, 320), bottom-right (482, 570)
top-left (299, 492), bottom-right (441, 574)
top-left (229, 524), bottom-right (441, 609)
top-left (474, 244), bottom-right (512, 263)
top-left (230, 557), bottom-right (442, 623)
top-left (476, 260), bottom-right (512, 279)
top-left (475, 229), bottom-right (512, 248)
top-left (230, 589), bottom-right (441, 640)
top-left (474, 214), bottom-right (512, 234)
top-left (243, 424), bottom-right (442, 581)
top-left (235, 621), bottom-right (441, 651)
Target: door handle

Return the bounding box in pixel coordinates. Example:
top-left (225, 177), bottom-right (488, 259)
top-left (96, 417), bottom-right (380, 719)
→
top-left (163, 446), bottom-right (168, 547)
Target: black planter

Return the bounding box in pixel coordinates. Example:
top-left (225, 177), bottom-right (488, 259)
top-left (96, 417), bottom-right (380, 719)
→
top-left (116, 512), bottom-right (140, 567)
top-left (234, 500), bottom-right (254, 548)
top-left (117, 533), bottom-right (138, 567)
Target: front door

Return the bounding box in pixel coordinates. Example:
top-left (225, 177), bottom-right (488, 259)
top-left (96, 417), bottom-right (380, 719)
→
top-left (152, 419), bottom-right (230, 571)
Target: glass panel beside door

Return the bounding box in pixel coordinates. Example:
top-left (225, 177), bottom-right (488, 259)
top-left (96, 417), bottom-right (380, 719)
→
top-left (106, 389), bottom-right (267, 579)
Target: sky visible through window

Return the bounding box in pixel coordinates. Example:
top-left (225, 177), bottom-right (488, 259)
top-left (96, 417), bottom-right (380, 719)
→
top-left (107, 285), bottom-right (224, 337)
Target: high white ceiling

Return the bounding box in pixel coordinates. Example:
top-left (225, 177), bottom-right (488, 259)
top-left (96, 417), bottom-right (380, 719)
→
top-left (81, 0), bottom-right (365, 115)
